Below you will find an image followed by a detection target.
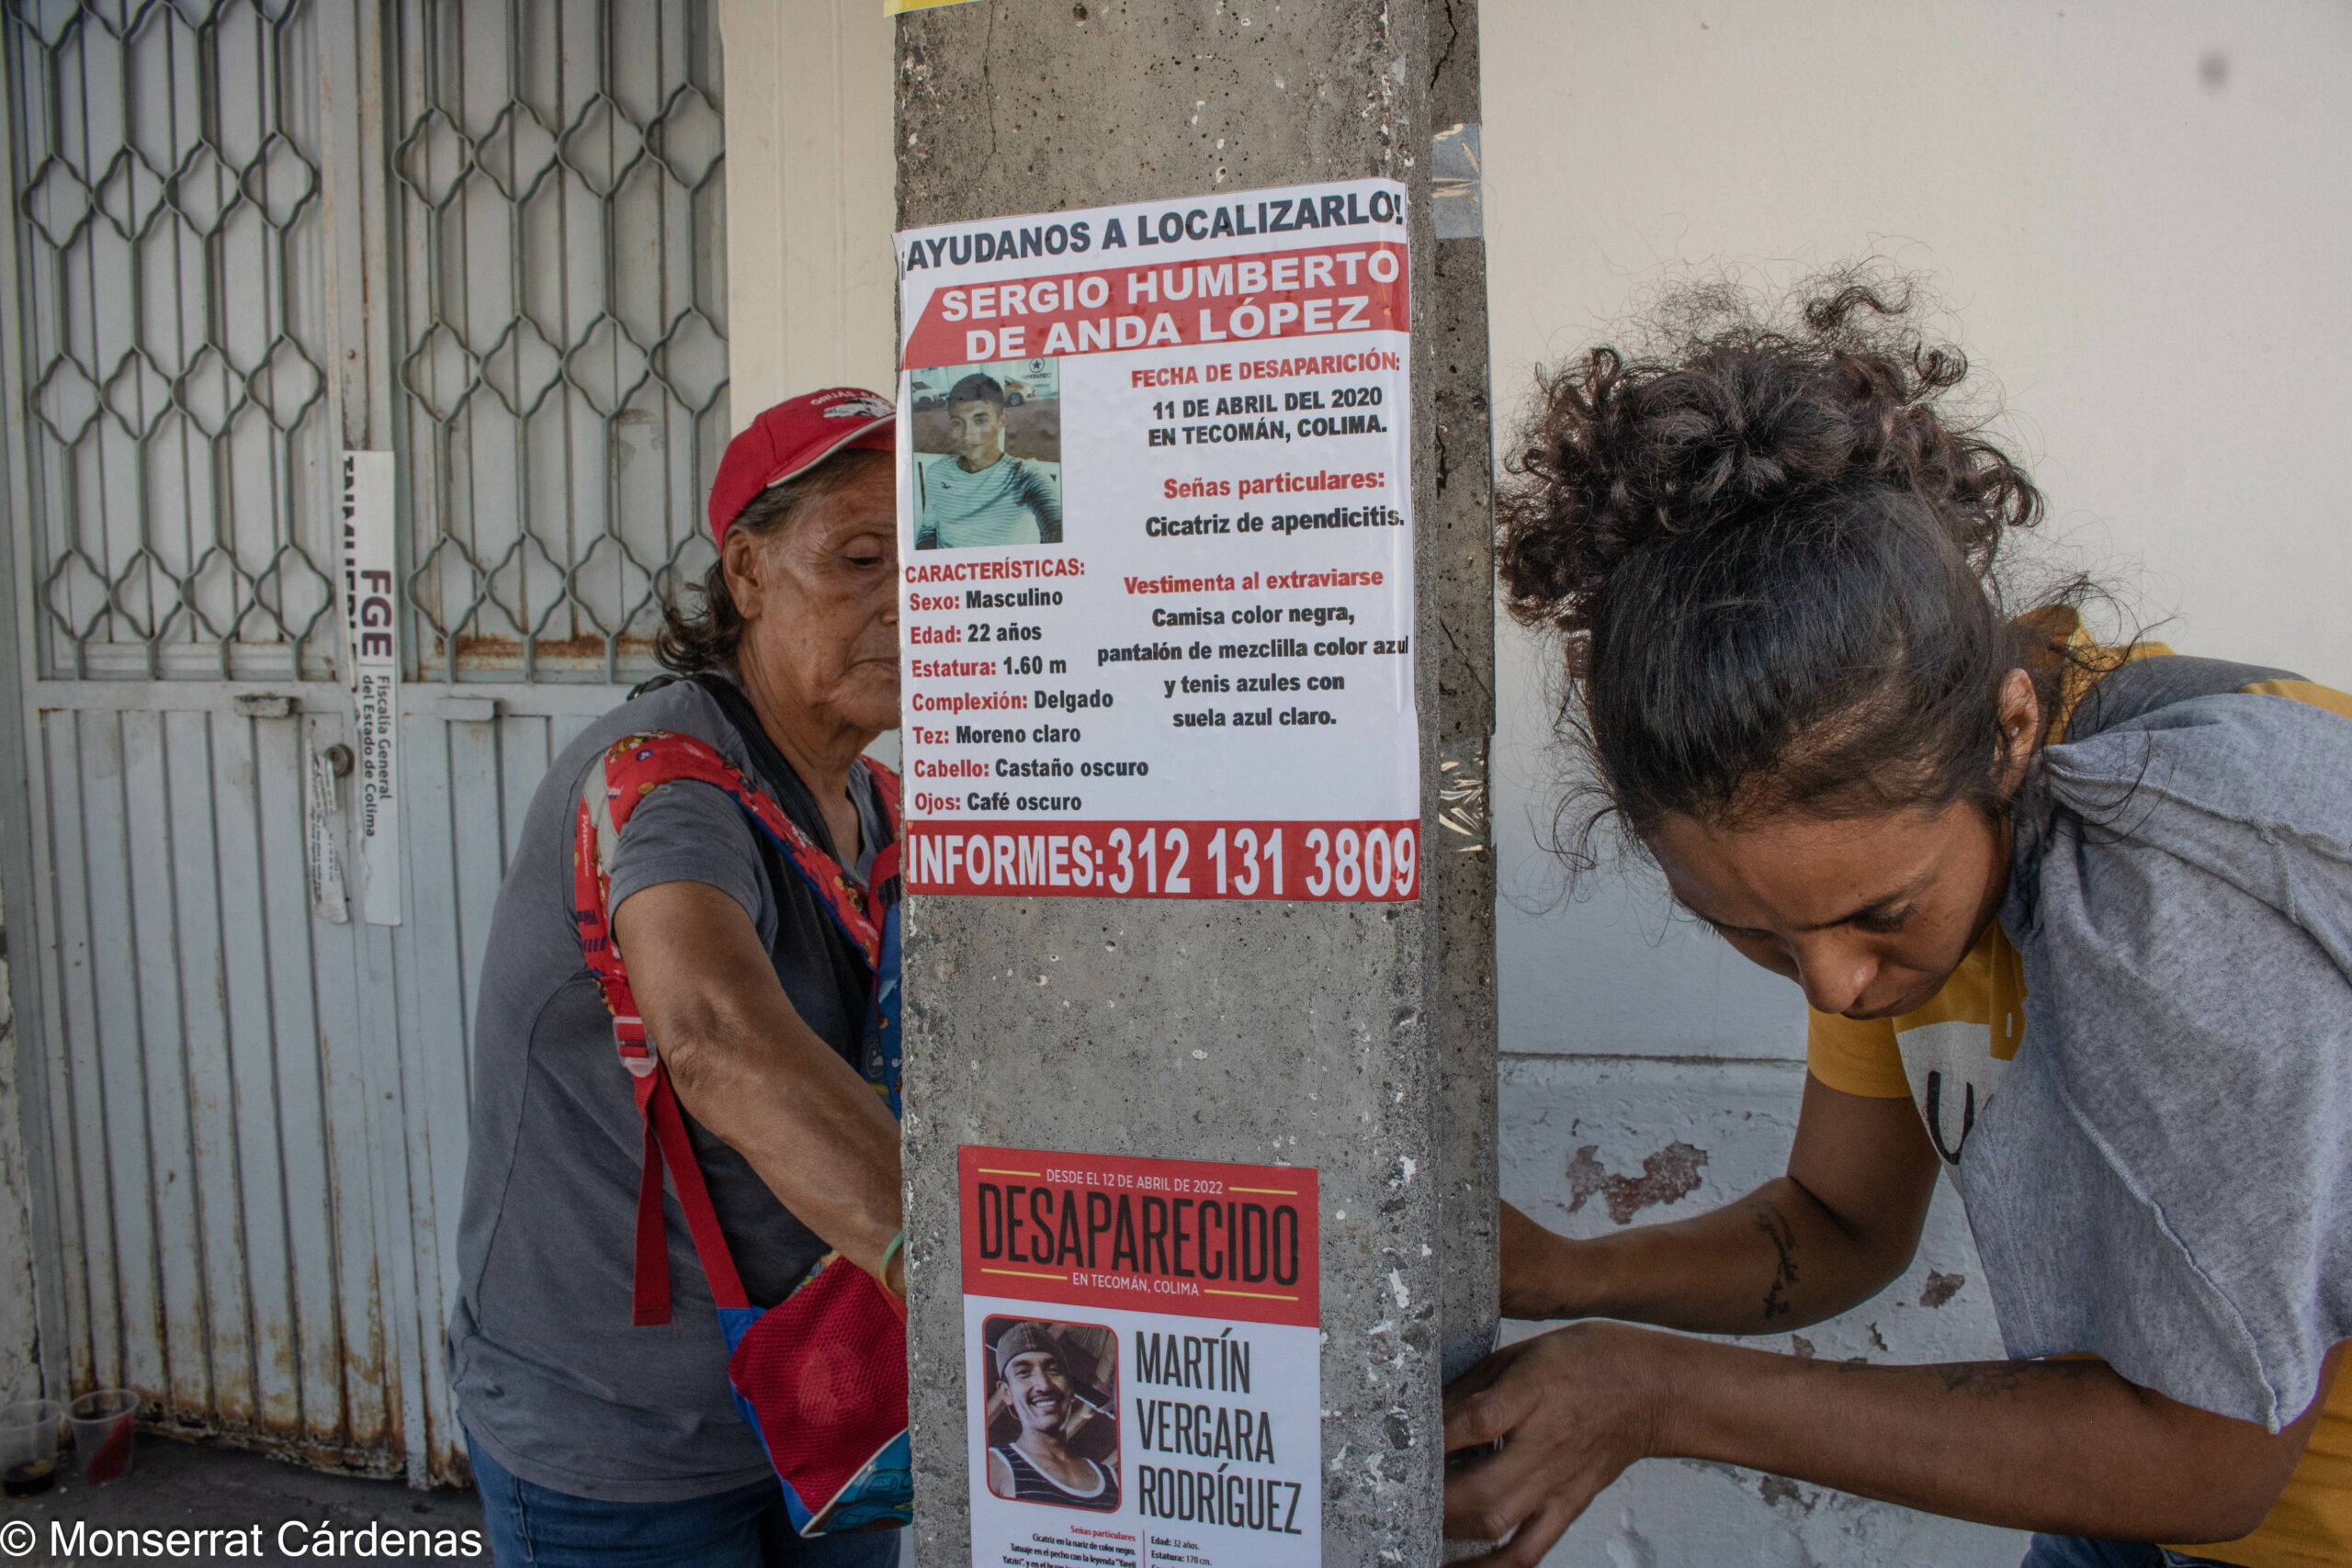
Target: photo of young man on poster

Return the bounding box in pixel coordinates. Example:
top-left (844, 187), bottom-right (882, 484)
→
top-left (911, 362), bottom-right (1064, 548)
top-left (981, 1317), bottom-right (1121, 1512)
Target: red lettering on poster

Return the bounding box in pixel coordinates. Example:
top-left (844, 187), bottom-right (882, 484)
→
top-left (959, 1146), bottom-right (1319, 1329)
top-left (903, 243), bottom-right (1408, 368)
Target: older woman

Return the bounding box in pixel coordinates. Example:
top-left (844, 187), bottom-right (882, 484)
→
top-left (447, 389), bottom-right (907, 1566)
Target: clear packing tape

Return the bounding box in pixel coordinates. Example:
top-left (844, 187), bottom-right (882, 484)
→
top-left (1430, 124), bottom-right (1484, 241)
top-left (1436, 736), bottom-right (1489, 855)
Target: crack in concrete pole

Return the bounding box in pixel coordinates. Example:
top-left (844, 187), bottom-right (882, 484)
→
top-left (894, 4), bottom-right (1494, 1563)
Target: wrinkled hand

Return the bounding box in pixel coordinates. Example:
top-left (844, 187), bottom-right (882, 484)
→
top-left (1443, 1321), bottom-right (1671, 1566)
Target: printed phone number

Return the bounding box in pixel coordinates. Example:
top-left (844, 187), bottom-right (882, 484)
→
top-left (902, 821), bottom-right (1418, 900)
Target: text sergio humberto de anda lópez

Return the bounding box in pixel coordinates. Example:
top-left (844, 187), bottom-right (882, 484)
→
top-left (894, 179), bottom-right (1420, 906)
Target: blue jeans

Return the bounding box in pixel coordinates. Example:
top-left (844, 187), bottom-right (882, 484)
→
top-left (2022, 1538), bottom-right (2241, 1568)
top-left (469, 1435), bottom-right (902, 1568)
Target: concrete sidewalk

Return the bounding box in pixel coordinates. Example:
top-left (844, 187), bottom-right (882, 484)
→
top-left (0, 1433), bottom-right (483, 1565)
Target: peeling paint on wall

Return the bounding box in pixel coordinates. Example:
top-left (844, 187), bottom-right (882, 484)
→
top-left (1565, 1140), bottom-right (1710, 1224)
top-left (1919, 1270), bottom-right (1967, 1309)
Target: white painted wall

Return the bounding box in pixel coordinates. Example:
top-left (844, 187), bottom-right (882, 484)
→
top-left (1484, 3), bottom-right (2352, 1563)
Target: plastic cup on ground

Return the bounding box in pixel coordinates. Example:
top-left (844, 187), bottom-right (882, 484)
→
top-left (0, 1399), bottom-right (64, 1496)
top-left (67, 1389), bottom-right (138, 1486)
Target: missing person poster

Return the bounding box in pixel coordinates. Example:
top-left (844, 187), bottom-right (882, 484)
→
top-left (895, 181), bottom-right (1419, 902)
top-left (959, 1145), bottom-right (1321, 1568)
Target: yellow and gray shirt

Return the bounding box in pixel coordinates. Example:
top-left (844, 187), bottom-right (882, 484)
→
top-left (1811, 648), bottom-right (2352, 1568)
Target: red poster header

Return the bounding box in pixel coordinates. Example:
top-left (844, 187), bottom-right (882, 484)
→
top-left (903, 241), bottom-right (1408, 369)
top-left (958, 1145), bottom-right (1320, 1328)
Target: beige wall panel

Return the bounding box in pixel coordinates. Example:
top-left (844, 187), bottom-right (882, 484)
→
top-left (1484, 0), bottom-right (2352, 689)
top-left (720, 0), bottom-right (899, 423)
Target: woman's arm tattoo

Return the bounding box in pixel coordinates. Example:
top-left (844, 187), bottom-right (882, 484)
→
top-left (1752, 1201), bottom-right (1801, 1321)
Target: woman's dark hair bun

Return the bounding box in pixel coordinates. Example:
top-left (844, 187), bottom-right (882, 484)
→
top-left (1500, 269), bottom-right (2091, 842)
top-left (1499, 274), bottom-right (2041, 637)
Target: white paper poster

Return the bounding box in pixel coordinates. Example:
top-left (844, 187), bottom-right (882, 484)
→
top-left (341, 451), bottom-right (401, 927)
top-left (960, 1145), bottom-right (1322, 1568)
top-left (894, 180), bottom-right (1419, 902)
top-left (303, 734), bottom-right (350, 925)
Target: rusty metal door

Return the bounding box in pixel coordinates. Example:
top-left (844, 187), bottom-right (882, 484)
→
top-left (0, 0), bottom-right (728, 1483)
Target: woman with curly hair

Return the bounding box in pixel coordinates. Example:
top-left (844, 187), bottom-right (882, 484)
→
top-left (1442, 279), bottom-right (2352, 1568)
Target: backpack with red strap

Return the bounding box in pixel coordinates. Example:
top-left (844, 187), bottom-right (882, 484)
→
top-left (571, 728), bottom-right (911, 1535)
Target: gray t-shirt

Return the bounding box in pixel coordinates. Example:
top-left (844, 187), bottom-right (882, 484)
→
top-left (447, 675), bottom-right (886, 1502)
top-left (1967, 661), bottom-right (2352, 1432)
top-left (916, 453), bottom-right (1064, 547)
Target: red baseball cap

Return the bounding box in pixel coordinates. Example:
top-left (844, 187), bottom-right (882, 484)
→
top-left (707, 387), bottom-right (897, 547)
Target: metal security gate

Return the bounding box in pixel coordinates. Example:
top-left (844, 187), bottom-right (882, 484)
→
top-left (0, 0), bottom-right (727, 1483)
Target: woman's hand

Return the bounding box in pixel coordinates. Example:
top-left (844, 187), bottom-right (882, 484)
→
top-left (1442, 1322), bottom-right (1672, 1566)
top-left (1445, 1328), bottom-right (2339, 1555)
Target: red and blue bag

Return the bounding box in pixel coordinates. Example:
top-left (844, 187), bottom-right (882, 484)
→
top-left (572, 730), bottom-right (910, 1535)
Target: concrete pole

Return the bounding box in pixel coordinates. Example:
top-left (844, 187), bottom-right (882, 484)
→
top-left (894, 5), bottom-right (1496, 1563)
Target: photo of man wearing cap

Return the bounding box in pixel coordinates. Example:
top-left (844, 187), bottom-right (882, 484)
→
top-left (913, 367), bottom-right (1065, 549)
top-left (983, 1319), bottom-right (1121, 1513)
top-left (447, 387), bottom-right (908, 1565)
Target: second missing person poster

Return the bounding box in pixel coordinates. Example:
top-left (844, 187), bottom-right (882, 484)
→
top-left (959, 1145), bottom-right (1322, 1568)
top-left (895, 180), bottom-right (1419, 903)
